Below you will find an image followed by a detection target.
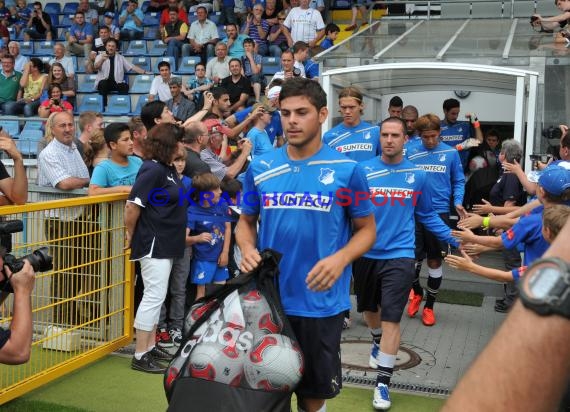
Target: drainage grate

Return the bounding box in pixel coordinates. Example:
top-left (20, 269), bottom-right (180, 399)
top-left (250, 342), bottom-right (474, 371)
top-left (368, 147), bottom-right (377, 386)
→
top-left (342, 374), bottom-right (451, 396)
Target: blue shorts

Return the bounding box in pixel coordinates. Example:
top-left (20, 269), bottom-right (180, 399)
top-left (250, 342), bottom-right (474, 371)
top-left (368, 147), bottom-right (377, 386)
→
top-left (190, 259), bottom-right (229, 285)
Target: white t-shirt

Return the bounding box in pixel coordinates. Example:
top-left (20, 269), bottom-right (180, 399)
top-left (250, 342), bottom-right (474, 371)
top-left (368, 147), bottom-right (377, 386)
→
top-left (149, 76), bottom-right (172, 101)
top-left (283, 7), bottom-right (325, 44)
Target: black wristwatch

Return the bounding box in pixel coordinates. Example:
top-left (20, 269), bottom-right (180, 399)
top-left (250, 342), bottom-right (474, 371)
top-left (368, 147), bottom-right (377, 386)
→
top-left (519, 257), bottom-right (570, 318)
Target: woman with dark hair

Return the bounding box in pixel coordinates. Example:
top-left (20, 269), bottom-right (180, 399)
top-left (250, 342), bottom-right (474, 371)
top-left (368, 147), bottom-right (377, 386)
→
top-left (46, 62), bottom-right (76, 105)
top-left (124, 123), bottom-right (187, 374)
top-left (140, 100), bottom-right (177, 131)
top-left (5, 57), bottom-right (48, 116)
top-left (38, 84), bottom-right (74, 118)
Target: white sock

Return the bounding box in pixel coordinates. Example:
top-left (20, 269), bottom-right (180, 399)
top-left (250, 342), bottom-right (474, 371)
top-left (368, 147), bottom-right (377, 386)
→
top-left (134, 351), bottom-right (147, 360)
top-left (147, 345), bottom-right (156, 352)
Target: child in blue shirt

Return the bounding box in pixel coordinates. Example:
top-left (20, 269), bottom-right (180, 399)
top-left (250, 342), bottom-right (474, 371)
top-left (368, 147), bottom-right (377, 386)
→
top-left (186, 172), bottom-right (231, 301)
top-left (241, 37), bottom-right (264, 101)
top-left (245, 101), bottom-right (274, 157)
top-left (320, 23), bottom-right (340, 50)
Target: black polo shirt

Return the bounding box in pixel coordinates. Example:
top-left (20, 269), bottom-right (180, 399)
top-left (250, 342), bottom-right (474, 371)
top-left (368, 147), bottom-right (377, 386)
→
top-left (128, 160), bottom-right (186, 260)
top-left (220, 75), bottom-right (252, 106)
top-left (183, 148), bottom-right (210, 178)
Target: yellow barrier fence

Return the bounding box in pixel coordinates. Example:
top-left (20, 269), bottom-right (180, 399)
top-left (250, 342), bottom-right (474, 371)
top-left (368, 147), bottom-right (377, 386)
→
top-left (0, 193), bottom-right (132, 404)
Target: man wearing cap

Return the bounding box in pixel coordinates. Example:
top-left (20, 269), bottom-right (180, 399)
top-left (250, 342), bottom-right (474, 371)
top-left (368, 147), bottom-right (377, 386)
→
top-left (200, 119), bottom-right (253, 181)
top-left (165, 77), bottom-right (195, 122)
top-left (453, 164), bottom-right (570, 273)
top-left (149, 61), bottom-right (173, 102)
top-left (119, 0), bottom-right (144, 41)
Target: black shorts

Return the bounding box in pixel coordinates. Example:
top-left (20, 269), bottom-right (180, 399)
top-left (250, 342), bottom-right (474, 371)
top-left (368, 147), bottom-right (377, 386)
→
top-left (415, 213), bottom-right (451, 260)
top-left (288, 312), bottom-right (344, 399)
top-left (353, 257), bottom-right (415, 322)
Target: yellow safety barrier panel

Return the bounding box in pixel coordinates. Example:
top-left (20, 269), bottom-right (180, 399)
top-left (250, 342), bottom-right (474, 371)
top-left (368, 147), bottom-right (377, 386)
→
top-left (0, 193), bottom-right (132, 404)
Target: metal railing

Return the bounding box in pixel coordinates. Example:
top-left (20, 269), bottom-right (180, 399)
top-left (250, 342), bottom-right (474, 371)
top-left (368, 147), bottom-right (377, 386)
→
top-left (0, 193), bottom-right (132, 404)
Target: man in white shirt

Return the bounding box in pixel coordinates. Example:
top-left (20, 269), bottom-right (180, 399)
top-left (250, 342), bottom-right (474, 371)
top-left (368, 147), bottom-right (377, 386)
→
top-left (206, 42), bottom-right (231, 84)
top-left (283, 0), bottom-right (325, 48)
top-left (7, 42), bottom-right (29, 73)
top-left (49, 43), bottom-right (75, 79)
top-left (149, 61), bottom-right (173, 102)
top-left (182, 6), bottom-right (219, 63)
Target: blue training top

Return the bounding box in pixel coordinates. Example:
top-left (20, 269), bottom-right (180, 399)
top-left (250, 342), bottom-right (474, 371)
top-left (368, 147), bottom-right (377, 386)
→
top-left (406, 140), bottom-right (465, 214)
top-left (241, 144), bottom-right (373, 317)
top-left (322, 121), bottom-right (381, 162)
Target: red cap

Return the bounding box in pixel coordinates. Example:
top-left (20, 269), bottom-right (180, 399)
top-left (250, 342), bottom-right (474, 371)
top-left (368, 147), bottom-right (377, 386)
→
top-left (203, 118), bottom-right (232, 137)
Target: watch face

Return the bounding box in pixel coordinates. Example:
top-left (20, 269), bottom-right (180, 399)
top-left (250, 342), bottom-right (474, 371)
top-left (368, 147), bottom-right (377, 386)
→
top-left (527, 265), bottom-right (560, 299)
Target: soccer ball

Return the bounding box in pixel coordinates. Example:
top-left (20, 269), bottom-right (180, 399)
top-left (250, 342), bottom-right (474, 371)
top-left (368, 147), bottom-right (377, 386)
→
top-left (469, 156), bottom-right (488, 173)
top-left (239, 289), bottom-right (283, 340)
top-left (183, 299), bottom-right (218, 338)
top-left (244, 334), bottom-right (304, 391)
top-left (188, 340), bottom-right (245, 386)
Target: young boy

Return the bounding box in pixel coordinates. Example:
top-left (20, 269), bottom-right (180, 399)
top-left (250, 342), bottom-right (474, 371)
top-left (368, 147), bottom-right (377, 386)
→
top-left (446, 205), bottom-right (570, 282)
top-left (245, 101), bottom-right (274, 157)
top-left (241, 38), bottom-right (263, 102)
top-left (320, 23), bottom-right (340, 50)
top-left (88, 122), bottom-right (142, 195)
top-left (183, 62), bottom-right (213, 108)
top-left (221, 178), bottom-right (242, 278)
top-left (187, 172), bottom-right (231, 301)
top-left (156, 145), bottom-right (192, 348)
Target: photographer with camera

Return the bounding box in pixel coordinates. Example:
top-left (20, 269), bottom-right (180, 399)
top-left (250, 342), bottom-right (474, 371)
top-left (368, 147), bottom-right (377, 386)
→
top-left (269, 50), bottom-right (305, 85)
top-left (23, 2), bottom-right (53, 41)
top-left (531, 0), bottom-right (570, 43)
top-left (0, 128), bottom-right (27, 206)
top-left (0, 257), bottom-right (35, 365)
top-left (38, 84), bottom-right (74, 118)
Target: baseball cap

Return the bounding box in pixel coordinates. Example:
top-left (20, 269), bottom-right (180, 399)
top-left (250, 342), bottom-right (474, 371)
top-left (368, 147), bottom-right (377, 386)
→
top-left (203, 118), bottom-right (232, 136)
top-left (104, 11), bottom-right (115, 18)
top-left (267, 86), bottom-right (281, 100)
top-left (538, 164), bottom-right (570, 196)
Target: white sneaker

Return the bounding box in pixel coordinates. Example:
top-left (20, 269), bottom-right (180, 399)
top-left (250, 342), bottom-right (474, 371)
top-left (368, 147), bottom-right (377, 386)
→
top-left (373, 383), bottom-right (391, 410)
top-left (369, 341), bottom-right (380, 369)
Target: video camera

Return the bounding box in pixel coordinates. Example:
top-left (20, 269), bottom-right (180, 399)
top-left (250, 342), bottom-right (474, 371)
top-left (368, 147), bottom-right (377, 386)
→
top-left (0, 220), bottom-right (53, 293)
top-left (542, 126), bottom-right (563, 141)
top-left (529, 153), bottom-right (553, 170)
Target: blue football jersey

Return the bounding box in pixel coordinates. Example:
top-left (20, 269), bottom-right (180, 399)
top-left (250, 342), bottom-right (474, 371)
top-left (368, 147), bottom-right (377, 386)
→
top-left (323, 121), bottom-right (381, 162)
top-left (360, 157), bottom-right (457, 259)
top-left (241, 144), bottom-right (373, 317)
top-left (406, 140), bottom-right (465, 213)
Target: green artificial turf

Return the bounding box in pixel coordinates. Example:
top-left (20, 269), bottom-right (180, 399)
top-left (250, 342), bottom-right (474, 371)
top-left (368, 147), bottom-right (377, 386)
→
top-left (437, 289), bottom-right (484, 307)
top-left (5, 355), bottom-right (446, 412)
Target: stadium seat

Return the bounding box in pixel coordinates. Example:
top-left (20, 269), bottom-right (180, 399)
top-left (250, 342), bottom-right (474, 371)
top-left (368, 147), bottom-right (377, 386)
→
top-left (62, 2), bottom-right (78, 14)
top-left (217, 25), bottom-right (226, 41)
top-left (20, 41), bottom-right (33, 57)
top-left (143, 12), bottom-right (160, 27)
top-left (332, 0), bottom-right (350, 8)
top-left (105, 95), bottom-right (132, 115)
top-left (175, 56), bottom-right (200, 74)
top-left (131, 56), bottom-right (151, 72)
top-left (59, 14), bottom-right (75, 28)
top-left (209, 12), bottom-right (221, 24)
top-left (16, 130), bottom-right (43, 157)
top-left (130, 75), bottom-right (153, 94)
top-left (148, 40), bottom-right (167, 56)
top-left (124, 40), bottom-right (148, 56)
top-left (19, 120), bottom-right (43, 138)
top-left (33, 41), bottom-right (54, 56)
top-left (154, 56), bottom-right (176, 72)
top-left (78, 95), bottom-right (104, 113)
top-left (141, 0), bottom-right (150, 12)
top-left (144, 26), bottom-right (159, 40)
top-left (38, 56), bottom-right (51, 65)
top-left (0, 120), bottom-right (20, 137)
top-left (129, 95), bottom-right (149, 115)
top-left (262, 56), bottom-right (280, 75)
top-left (77, 74), bottom-right (98, 93)
top-left (44, 2), bottom-right (61, 14)
top-left (49, 13), bottom-right (60, 28)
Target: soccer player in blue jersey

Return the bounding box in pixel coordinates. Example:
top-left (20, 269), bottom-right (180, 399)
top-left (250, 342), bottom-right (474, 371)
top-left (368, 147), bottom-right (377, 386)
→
top-left (237, 78), bottom-right (376, 412)
top-left (440, 98), bottom-right (484, 170)
top-left (356, 117), bottom-right (458, 410)
top-left (323, 86), bottom-right (381, 162)
top-left (406, 114), bottom-right (466, 326)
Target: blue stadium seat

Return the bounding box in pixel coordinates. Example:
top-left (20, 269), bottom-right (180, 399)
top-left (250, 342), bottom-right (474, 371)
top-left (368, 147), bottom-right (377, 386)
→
top-left (217, 25), bottom-right (226, 41)
top-left (175, 56), bottom-right (200, 74)
top-left (16, 130), bottom-right (43, 157)
top-left (124, 40), bottom-right (148, 56)
top-left (154, 56), bottom-right (175, 72)
top-left (48, 13), bottom-right (60, 28)
top-left (0, 120), bottom-right (20, 137)
top-left (105, 95), bottom-right (132, 115)
top-left (78, 95), bottom-right (104, 113)
top-left (33, 41), bottom-right (55, 56)
top-left (20, 41), bottom-right (33, 57)
top-left (130, 75), bottom-right (153, 94)
top-left (19, 120), bottom-right (43, 138)
top-left (77, 74), bottom-right (98, 93)
top-left (143, 12), bottom-right (160, 27)
top-left (120, 1), bottom-right (129, 12)
top-left (262, 56), bottom-right (280, 75)
top-left (144, 26), bottom-right (159, 40)
top-left (141, 0), bottom-right (150, 13)
top-left (148, 39), bottom-right (167, 56)
top-left (59, 14), bottom-right (75, 28)
top-left (44, 2), bottom-right (61, 14)
top-left (209, 12), bottom-right (221, 24)
top-left (332, 0), bottom-right (350, 8)
top-left (38, 56), bottom-right (51, 65)
top-left (129, 95), bottom-right (149, 115)
top-left (131, 56), bottom-right (151, 72)
top-left (62, 2), bottom-right (78, 14)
